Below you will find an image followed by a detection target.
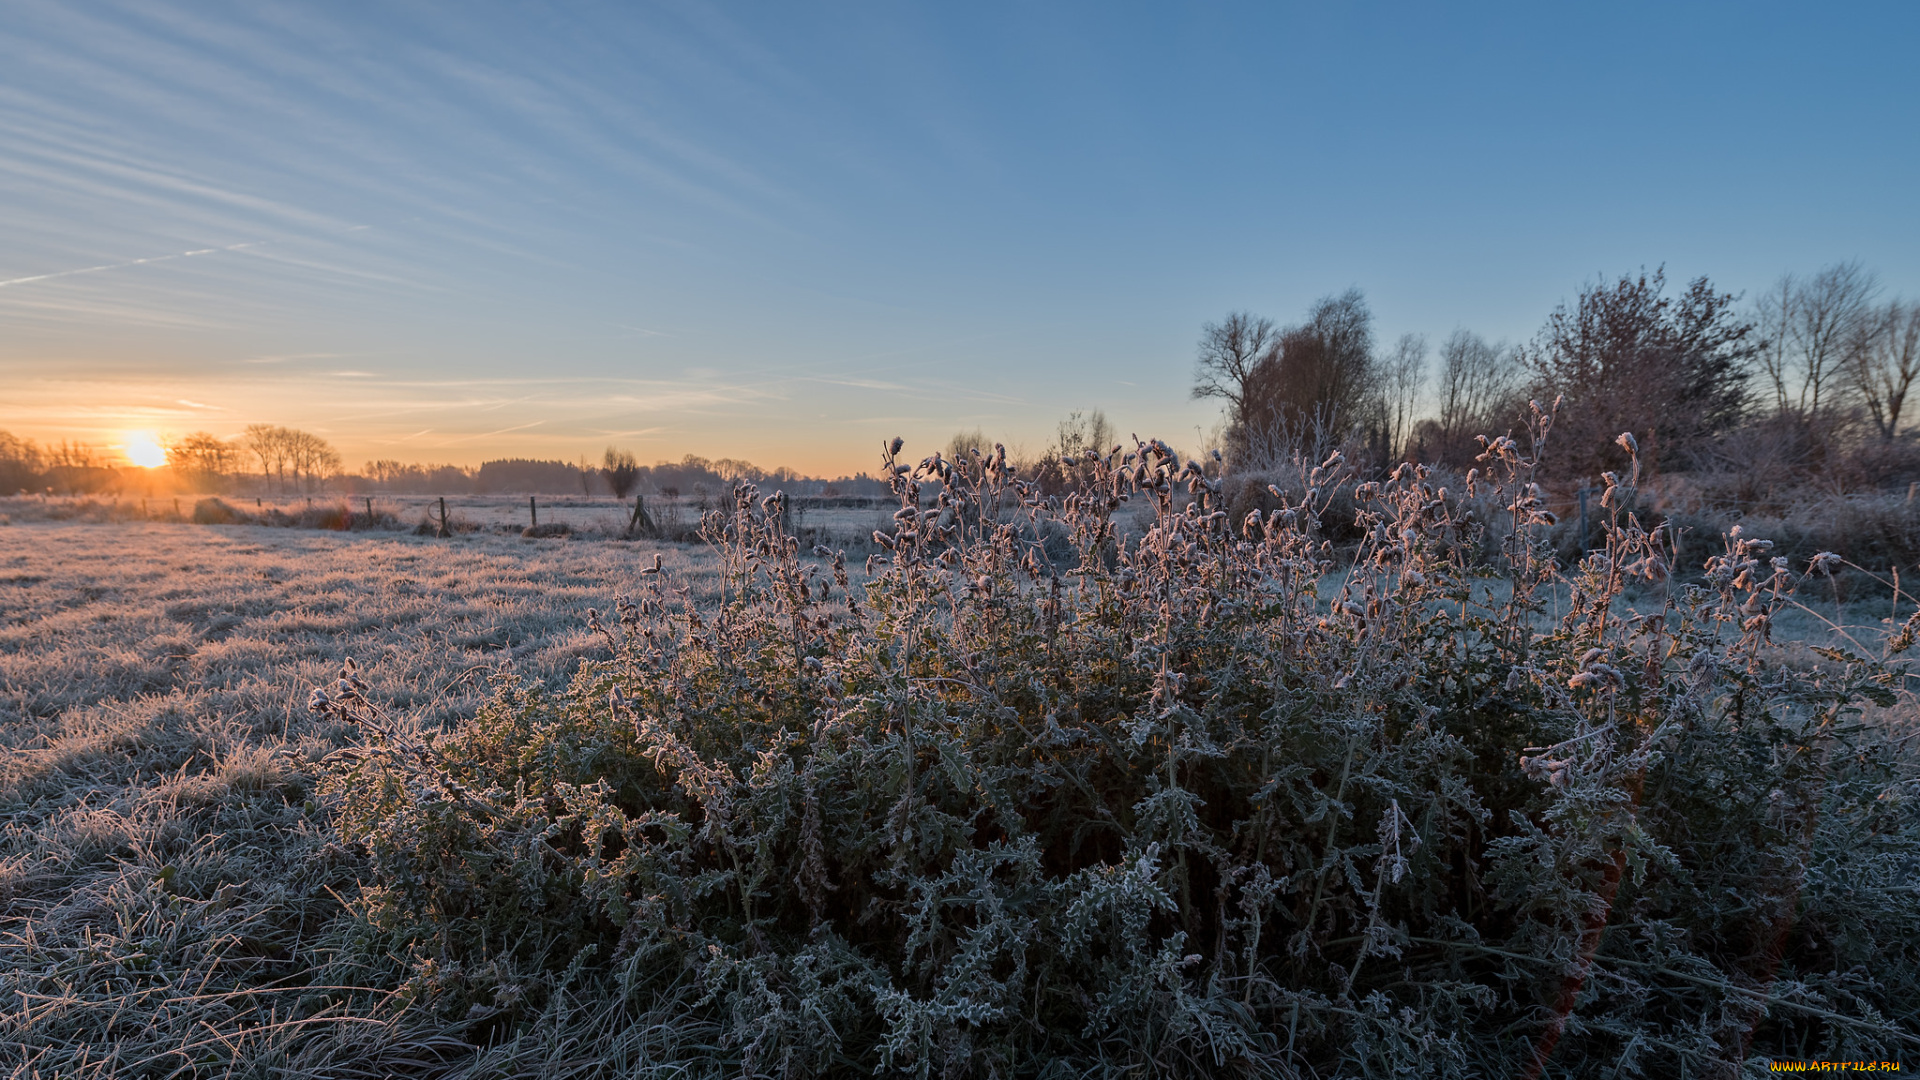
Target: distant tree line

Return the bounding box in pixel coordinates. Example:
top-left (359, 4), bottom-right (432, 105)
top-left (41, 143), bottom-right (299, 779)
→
top-left (353, 451), bottom-right (890, 498)
top-left (0, 427), bottom-right (888, 500)
top-left (1189, 261), bottom-right (1920, 495)
top-left (0, 426), bottom-right (350, 496)
top-left (0, 434), bottom-right (123, 495)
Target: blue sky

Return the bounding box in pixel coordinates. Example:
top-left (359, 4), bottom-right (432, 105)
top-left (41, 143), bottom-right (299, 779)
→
top-left (2, 0), bottom-right (1915, 474)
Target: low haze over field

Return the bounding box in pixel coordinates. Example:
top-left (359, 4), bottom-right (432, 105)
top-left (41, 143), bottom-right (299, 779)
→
top-left (2, 1), bottom-right (1916, 473)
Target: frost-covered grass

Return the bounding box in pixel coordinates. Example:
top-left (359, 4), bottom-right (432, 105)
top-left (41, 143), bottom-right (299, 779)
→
top-left (0, 523), bottom-right (716, 1077)
top-left (0, 492), bottom-right (946, 551)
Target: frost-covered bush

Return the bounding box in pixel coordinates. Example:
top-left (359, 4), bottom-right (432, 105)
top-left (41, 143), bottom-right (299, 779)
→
top-left (323, 409), bottom-right (1920, 1077)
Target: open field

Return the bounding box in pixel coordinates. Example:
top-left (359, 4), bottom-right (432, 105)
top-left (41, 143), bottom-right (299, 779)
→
top-left (1, 493), bottom-right (919, 547)
top-left (2, 492), bottom-right (1165, 550)
top-left (0, 522), bottom-right (724, 1076)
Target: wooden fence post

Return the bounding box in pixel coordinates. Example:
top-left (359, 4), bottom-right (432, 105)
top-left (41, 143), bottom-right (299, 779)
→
top-left (530, 496), bottom-right (538, 528)
top-left (628, 495), bottom-right (656, 538)
top-left (438, 497), bottom-right (450, 538)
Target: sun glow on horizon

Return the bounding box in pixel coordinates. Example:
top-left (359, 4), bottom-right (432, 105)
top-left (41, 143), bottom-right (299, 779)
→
top-left (123, 432), bottom-right (168, 468)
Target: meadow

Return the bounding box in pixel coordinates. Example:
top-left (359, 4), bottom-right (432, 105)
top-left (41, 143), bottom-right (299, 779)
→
top-left (0, 521), bottom-right (720, 1077)
top-left (0, 491), bottom-right (1023, 551)
top-left (2, 435), bottom-right (1918, 1077)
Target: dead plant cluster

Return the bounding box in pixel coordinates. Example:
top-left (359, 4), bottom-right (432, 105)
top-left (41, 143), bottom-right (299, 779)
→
top-left (321, 409), bottom-right (1920, 1077)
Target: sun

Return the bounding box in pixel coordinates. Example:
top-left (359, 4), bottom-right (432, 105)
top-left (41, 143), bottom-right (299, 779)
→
top-left (124, 432), bottom-right (168, 469)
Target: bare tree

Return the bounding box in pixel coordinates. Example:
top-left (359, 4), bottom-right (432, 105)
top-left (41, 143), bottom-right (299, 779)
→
top-left (42, 440), bottom-right (114, 494)
top-left (286, 430), bottom-right (342, 491)
top-left (944, 428), bottom-right (989, 463)
top-left (1032, 410), bottom-right (1115, 494)
top-left (1278, 288), bottom-right (1376, 428)
top-left (1850, 299), bottom-right (1920, 440)
top-left (242, 424), bottom-right (289, 490)
top-left (1756, 261), bottom-right (1879, 421)
top-left (166, 432), bottom-right (237, 491)
top-left (242, 425), bottom-right (338, 492)
top-left (1239, 401), bottom-right (1349, 474)
top-left (47, 440), bottom-right (104, 469)
top-left (1433, 330), bottom-right (1518, 457)
top-left (1527, 268), bottom-right (1757, 477)
top-left (1055, 409), bottom-right (1114, 460)
top-left (0, 431), bottom-right (44, 494)
top-left (1192, 312), bottom-right (1282, 423)
top-left (604, 448), bottom-right (642, 498)
top-left (1239, 289), bottom-right (1379, 465)
top-left (1377, 333), bottom-right (1426, 462)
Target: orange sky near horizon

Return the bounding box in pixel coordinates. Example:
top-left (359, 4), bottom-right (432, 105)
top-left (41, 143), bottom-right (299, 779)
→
top-left (5, 360), bottom-right (1207, 478)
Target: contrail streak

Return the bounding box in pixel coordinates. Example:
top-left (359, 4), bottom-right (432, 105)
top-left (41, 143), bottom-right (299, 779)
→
top-left (431, 420), bottom-right (548, 447)
top-left (0, 242), bottom-right (260, 288)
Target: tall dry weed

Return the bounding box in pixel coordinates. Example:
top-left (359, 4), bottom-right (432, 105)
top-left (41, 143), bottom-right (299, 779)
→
top-left (322, 408), bottom-right (1920, 1077)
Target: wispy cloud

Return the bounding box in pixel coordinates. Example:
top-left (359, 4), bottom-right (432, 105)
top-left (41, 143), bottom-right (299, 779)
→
top-left (430, 420), bottom-right (546, 447)
top-left (0, 241), bottom-right (260, 288)
top-left (802, 375), bottom-right (909, 392)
